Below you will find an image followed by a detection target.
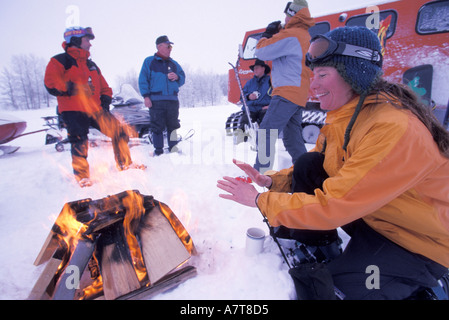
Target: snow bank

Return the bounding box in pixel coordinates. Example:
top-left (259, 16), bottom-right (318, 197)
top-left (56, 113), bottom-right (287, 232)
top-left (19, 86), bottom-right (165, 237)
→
top-left (0, 104), bottom-right (303, 300)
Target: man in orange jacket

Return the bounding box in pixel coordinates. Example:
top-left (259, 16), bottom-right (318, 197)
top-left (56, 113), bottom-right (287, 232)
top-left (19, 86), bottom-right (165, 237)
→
top-left (45, 27), bottom-right (144, 187)
top-left (253, 0), bottom-right (315, 173)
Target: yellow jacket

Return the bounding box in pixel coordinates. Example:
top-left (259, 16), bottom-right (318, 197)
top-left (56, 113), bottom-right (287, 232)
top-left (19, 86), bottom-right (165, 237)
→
top-left (257, 94), bottom-right (449, 267)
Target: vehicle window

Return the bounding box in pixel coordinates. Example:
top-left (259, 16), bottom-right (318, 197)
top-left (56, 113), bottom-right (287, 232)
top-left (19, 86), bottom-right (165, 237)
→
top-left (346, 10), bottom-right (397, 39)
top-left (243, 33), bottom-right (263, 60)
top-left (416, 0), bottom-right (449, 34)
top-left (309, 22), bottom-right (331, 38)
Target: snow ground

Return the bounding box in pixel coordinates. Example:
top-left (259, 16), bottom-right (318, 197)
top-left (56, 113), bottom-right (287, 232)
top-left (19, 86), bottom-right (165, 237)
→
top-left (0, 103), bottom-right (315, 300)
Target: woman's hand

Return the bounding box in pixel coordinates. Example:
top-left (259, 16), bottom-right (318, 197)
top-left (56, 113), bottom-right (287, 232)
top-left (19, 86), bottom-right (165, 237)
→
top-left (217, 176), bottom-right (259, 207)
top-left (232, 159), bottom-right (272, 188)
top-left (217, 159), bottom-right (272, 207)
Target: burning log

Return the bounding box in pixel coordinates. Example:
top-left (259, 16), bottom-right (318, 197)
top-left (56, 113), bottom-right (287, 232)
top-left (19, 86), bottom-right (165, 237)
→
top-left (96, 224), bottom-right (141, 300)
top-left (53, 238), bottom-right (97, 300)
top-left (29, 190), bottom-right (196, 300)
top-left (139, 203), bottom-right (191, 284)
top-left (28, 248), bottom-right (65, 300)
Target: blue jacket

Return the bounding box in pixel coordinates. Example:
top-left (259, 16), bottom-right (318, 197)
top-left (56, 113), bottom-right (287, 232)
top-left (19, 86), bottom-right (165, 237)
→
top-left (241, 74), bottom-right (272, 112)
top-left (138, 54), bottom-right (185, 101)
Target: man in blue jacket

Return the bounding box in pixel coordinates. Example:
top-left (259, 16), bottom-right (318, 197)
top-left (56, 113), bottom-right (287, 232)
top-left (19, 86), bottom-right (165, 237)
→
top-left (241, 59), bottom-right (272, 126)
top-left (139, 35), bottom-right (186, 156)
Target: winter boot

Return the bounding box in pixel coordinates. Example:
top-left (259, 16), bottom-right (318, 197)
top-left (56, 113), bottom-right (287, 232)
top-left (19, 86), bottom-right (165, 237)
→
top-left (152, 132), bottom-right (164, 156)
top-left (77, 177), bottom-right (93, 188)
top-left (119, 162), bottom-right (147, 171)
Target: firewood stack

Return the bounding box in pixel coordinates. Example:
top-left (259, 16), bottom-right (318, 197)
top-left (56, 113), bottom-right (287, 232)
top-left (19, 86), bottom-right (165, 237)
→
top-left (28, 190), bottom-right (197, 300)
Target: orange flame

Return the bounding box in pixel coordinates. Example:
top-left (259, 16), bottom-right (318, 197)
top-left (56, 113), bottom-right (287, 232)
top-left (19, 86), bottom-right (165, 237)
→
top-left (54, 201), bottom-right (89, 249)
top-left (122, 191), bottom-right (148, 283)
top-left (159, 202), bottom-right (196, 255)
top-left (51, 191), bottom-right (195, 299)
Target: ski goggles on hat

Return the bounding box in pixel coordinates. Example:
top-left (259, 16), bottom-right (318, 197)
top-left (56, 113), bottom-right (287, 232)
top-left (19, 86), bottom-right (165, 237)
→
top-left (305, 34), bottom-right (382, 67)
top-left (284, 2), bottom-right (297, 17)
top-left (64, 27), bottom-right (95, 43)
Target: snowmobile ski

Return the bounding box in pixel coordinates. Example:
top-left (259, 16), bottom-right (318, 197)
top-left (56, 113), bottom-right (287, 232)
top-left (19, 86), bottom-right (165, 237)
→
top-left (0, 145), bottom-right (20, 157)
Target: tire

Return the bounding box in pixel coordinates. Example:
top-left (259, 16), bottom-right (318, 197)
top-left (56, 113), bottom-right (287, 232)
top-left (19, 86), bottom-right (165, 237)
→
top-left (55, 142), bottom-right (65, 152)
top-left (302, 125), bottom-right (320, 144)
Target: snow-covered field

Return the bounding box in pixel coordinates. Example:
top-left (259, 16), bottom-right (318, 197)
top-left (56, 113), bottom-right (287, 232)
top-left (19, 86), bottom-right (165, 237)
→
top-left (0, 103), bottom-right (308, 300)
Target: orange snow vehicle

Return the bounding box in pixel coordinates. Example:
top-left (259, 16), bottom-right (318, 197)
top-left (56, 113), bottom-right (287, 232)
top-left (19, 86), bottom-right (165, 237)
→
top-left (226, 0), bottom-right (449, 144)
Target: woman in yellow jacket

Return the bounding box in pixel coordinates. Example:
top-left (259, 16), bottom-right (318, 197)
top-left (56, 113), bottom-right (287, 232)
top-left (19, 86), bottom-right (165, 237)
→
top-left (218, 26), bottom-right (449, 299)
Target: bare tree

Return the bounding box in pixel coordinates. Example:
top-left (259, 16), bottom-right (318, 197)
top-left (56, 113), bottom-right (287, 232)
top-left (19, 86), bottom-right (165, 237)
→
top-left (113, 65), bottom-right (227, 108)
top-left (0, 54), bottom-right (53, 110)
top-left (177, 66), bottom-right (227, 108)
top-left (0, 68), bottom-right (19, 110)
top-left (115, 69), bottom-right (139, 93)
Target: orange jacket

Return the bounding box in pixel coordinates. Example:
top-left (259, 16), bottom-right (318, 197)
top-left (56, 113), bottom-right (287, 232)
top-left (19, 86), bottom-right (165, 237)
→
top-left (257, 94), bottom-right (449, 267)
top-left (255, 8), bottom-right (314, 107)
top-left (44, 43), bottom-right (112, 114)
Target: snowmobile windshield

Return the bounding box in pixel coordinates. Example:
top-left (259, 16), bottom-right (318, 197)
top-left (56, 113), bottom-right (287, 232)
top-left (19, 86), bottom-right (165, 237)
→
top-left (305, 34), bottom-right (382, 67)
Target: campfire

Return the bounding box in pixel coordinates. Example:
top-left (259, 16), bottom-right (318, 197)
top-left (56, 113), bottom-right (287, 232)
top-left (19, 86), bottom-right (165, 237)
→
top-left (29, 190), bottom-right (196, 300)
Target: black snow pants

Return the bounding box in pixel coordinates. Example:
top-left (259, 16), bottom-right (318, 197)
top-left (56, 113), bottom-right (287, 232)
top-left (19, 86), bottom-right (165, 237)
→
top-left (149, 100), bottom-right (180, 155)
top-left (62, 110), bottom-right (131, 180)
top-left (282, 152), bottom-right (447, 300)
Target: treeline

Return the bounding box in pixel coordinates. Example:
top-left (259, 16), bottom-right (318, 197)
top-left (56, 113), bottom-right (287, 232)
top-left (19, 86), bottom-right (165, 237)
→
top-left (0, 54), bottom-right (228, 110)
top-left (115, 66), bottom-right (228, 108)
top-left (0, 54), bottom-right (52, 110)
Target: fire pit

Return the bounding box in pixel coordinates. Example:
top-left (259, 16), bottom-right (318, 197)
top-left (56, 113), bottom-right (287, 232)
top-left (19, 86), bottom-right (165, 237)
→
top-left (28, 190), bottom-right (196, 300)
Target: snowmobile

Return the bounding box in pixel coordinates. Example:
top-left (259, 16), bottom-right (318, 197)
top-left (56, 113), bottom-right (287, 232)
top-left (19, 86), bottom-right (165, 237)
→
top-left (110, 84), bottom-right (194, 151)
top-left (44, 84), bottom-right (193, 152)
top-left (42, 84), bottom-right (152, 152)
top-left (226, 49), bottom-right (326, 149)
top-left (225, 100), bottom-right (327, 147)
top-left (0, 113), bottom-right (49, 156)
top-left (110, 84), bottom-right (152, 139)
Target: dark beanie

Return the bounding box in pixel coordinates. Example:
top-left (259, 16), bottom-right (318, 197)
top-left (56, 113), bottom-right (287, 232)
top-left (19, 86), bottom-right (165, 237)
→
top-left (309, 26), bottom-right (383, 95)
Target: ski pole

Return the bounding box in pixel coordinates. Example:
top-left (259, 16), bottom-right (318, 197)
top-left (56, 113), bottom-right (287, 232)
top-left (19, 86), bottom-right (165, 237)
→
top-left (228, 59), bottom-right (256, 132)
top-left (260, 214), bottom-right (292, 269)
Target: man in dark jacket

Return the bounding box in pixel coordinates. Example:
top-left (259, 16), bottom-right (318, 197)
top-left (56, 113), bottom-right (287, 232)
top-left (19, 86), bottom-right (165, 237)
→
top-left (138, 35), bottom-right (186, 156)
top-left (241, 59), bottom-right (272, 126)
top-left (44, 26), bottom-right (144, 187)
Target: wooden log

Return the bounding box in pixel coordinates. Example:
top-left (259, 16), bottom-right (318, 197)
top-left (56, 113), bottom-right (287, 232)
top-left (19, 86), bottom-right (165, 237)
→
top-left (96, 223), bottom-right (141, 300)
top-left (139, 205), bottom-right (191, 284)
top-left (80, 190), bottom-right (147, 235)
top-left (118, 265), bottom-right (197, 300)
top-left (52, 237), bottom-right (97, 300)
top-left (33, 231), bottom-right (60, 266)
top-left (33, 191), bottom-right (149, 265)
top-left (33, 199), bottom-right (90, 266)
top-left (28, 247), bottom-right (66, 300)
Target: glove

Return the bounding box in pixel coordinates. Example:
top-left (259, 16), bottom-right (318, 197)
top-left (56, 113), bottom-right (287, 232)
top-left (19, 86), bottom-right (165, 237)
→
top-left (261, 21), bottom-right (282, 39)
top-left (60, 81), bottom-right (75, 96)
top-left (100, 95), bottom-right (112, 111)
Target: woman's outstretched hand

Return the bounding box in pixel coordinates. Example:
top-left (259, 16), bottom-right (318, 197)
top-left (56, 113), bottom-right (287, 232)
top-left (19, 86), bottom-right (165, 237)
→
top-left (217, 159), bottom-right (273, 207)
top-left (217, 176), bottom-right (259, 207)
top-left (232, 159), bottom-right (272, 188)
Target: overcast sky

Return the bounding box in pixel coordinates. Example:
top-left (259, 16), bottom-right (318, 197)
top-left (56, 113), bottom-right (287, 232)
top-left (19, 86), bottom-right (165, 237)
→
top-left (0, 0), bottom-right (380, 87)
